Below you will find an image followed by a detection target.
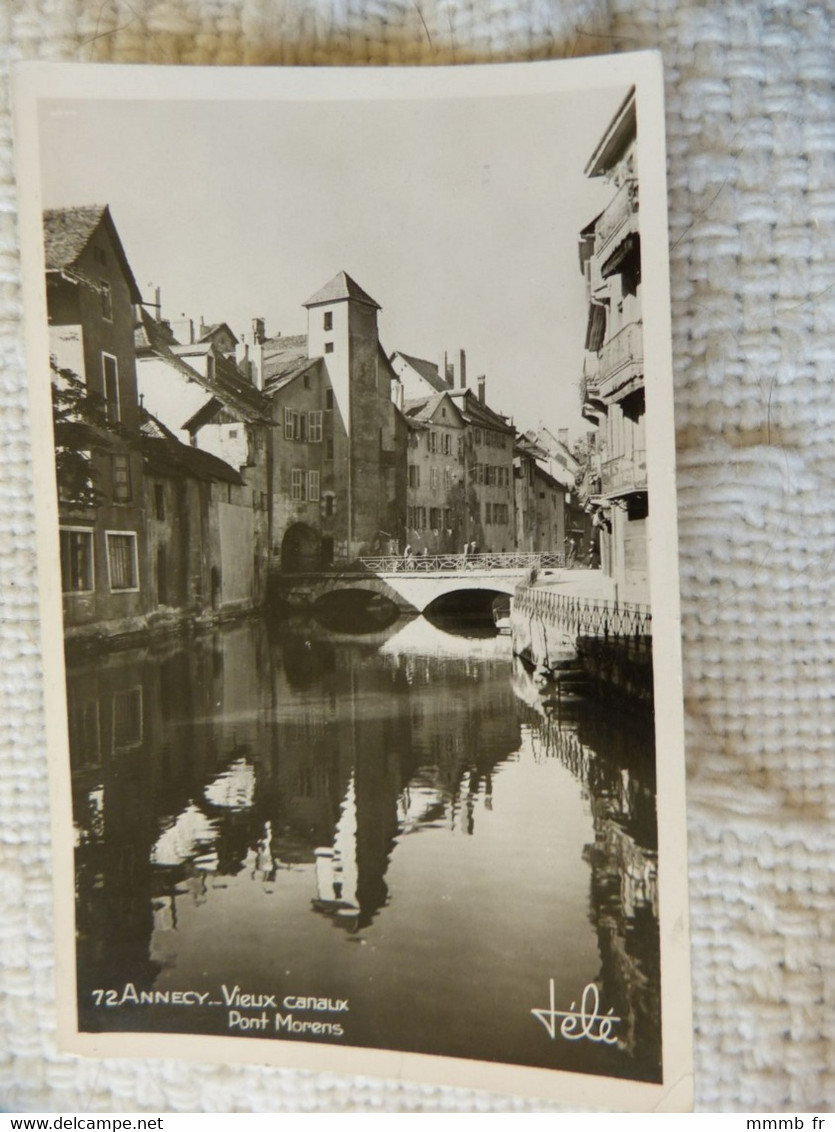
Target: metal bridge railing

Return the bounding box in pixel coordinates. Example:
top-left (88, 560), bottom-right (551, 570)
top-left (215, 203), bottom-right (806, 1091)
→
top-left (358, 551), bottom-right (565, 573)
top-left (514, 587), bottom-right (652, 644)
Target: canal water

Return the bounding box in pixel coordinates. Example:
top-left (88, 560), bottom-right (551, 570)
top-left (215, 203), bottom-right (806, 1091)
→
top-left (67, 613), bottom-right (661, 1083)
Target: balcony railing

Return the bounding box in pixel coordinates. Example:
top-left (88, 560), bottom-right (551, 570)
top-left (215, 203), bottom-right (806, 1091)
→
top-left (601, 450), bottom-right (647, 495)
top-left (595, 178), bottom-right (638, 258)
top-left (599, 320), bottom-right (643, 388)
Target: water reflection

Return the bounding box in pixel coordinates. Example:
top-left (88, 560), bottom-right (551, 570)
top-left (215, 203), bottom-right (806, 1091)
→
top-left (68, 615), bottom-right (660, 1081)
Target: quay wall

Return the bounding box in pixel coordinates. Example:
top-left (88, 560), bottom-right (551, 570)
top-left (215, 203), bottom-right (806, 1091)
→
top-left (511, 582), bottom-right (653, 704)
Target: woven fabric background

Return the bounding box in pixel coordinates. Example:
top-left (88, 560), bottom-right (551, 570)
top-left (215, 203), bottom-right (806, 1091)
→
top-left (1, 0), bottom-right (833, 1113)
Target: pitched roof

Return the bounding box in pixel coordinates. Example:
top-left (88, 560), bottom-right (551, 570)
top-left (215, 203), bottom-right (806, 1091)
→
top-left (391, 351), bottom-right (449, 394)
top-left (198, 322), bottom-right (238, 345)
top-left (448, 388), bottom-right (512, 432)
top-left (137, 307), bottom-right (270, 424)
top-left (403, 391), bottom-right (463, 426)
top-left (303, 271), bottom-right (381, 310)
top-left (43, 204), bottom-right (143, 303)
top-left (139, 408), bottom-right (242, 485)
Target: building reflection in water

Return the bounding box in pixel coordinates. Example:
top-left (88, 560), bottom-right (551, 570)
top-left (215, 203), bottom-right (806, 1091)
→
top-left (67, 615), bottom-right (660, 1081)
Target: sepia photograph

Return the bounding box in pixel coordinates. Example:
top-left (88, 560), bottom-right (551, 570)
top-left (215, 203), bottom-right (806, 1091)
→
top-left (14, 56), bottom-right (691, 1108)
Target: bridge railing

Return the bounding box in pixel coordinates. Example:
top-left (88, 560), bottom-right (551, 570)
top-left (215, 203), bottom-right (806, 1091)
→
top-left (514, 587), bottom-right (652, 644)
top-left (358, 551), bottom-right (566, 573)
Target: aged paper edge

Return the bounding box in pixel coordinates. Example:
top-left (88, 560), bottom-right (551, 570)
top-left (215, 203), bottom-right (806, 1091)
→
top-left (13, 51), bottom-right (693, 1111)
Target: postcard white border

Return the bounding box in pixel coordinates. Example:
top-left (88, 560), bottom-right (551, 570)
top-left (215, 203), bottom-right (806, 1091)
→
top-left (13, 51), bottom-right (693, 1111)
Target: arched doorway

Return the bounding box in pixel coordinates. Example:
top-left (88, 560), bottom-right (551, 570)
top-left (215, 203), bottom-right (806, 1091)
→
top-left (281, 523), bottom-right (322, 573)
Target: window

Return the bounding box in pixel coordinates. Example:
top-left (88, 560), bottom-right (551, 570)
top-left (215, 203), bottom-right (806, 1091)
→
top-left (325, 438), bottom-right (334, 460)
top-left (430, 468), bottom-right (439, 490)
top-left (474, 428), bottom-right (482, 445)
top-left (407, 506), bottom-right (414, 528)
top-left (485, 466), bottom-right (495, 486)
top-left (228, 428), bottom-right (238, 439)
top-left (308, 411), bottom-right (323, 443)
top-left (325, 495), bottom-right (334, 517)
top-left (443, 508), bottom-right (452, 528)
top-left (408, 431), bottom-right (419, 449)
top-left (100, 280), bottom-right (112, 321)
top-left (60, 528), bottom-right (94, 593)
top-left (284, 407), bottom-right (294, 439)
top-left (443, 433), bottom-right (452, 455)
top-left (484, 502), bottom-right (492, 525)
top-left (415, 507), bottom-right (426, 528)
top-left (102, 353), bottom-right (120, 424)
top-left (428, 432), bottom-right (438, 453)
top-left (111, 454), bottom-right (132, 502)
top-left (429, 507), bottom-right (441, 529)
top-left (408, 465), bottom-right (420, 489)
top-left (154, 483), bottom-right (165, 521)
top-left (297, 413), bottom-right (307, 442)
top-left (325, 389), bottom-right (334, 410)
top-left (106, 531), bottom-right (139, 592)
top-left (308, 470), bottom-right (320, 501)
top-left (324, 311), bottom-right (333, 331)
top-left (444, 467), bottom-right (452, 488)
top-left (291, 469), bottom-right (305, 501)
top-left (325, 342), bottom-right (334, 354)
top-left (303, 374), bottom-right (310, 390)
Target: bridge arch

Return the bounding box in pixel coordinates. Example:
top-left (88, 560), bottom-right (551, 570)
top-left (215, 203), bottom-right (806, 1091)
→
top-left (281, 523), bottom-right (322, 573)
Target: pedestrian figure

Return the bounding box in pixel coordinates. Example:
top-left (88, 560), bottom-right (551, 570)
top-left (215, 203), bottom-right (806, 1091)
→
top-left (566, 537), bottom-right (577, 568)
top-left (403, 543), bottom-right (414, 570)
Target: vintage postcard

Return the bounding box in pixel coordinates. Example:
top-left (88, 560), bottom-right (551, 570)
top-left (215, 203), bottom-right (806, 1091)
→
top-left (14, 54), bottom-right (692, 1108)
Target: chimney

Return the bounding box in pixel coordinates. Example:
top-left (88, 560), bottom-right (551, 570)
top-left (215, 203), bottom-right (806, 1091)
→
top-left (477, 374), bottom-right (486, 404)
top-left (438, 350), bottom-right (447, 389)
top-left (154, 286), bottom-right (161, 321)
top-left (446, 360), bottom-right (454, 387)
top-left (459, 349), bottom-right (467, 390)
top-left (252, 317), bottom-right (266, 345)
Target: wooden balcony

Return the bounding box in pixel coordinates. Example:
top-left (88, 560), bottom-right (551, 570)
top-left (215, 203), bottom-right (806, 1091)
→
top-left (598, 320), bottom-right (643, 400)
top-left (601, 449), bottom-right (647, 497)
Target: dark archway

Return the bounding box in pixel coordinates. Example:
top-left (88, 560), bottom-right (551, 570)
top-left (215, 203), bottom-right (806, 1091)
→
top-left (281, 523), bottom-right (322, 573)
top-left (423, 588), bottom-right (511, 633)
top-left (312, 589), bottom-right (400, 634)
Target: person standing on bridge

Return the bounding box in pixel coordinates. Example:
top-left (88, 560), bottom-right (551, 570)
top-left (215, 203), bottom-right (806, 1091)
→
top-left (403, 544), bottom-right (414, 570)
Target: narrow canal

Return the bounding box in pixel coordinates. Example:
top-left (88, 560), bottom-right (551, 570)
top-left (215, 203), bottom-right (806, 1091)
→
top-left (67, 610), bottom-right (661, 1083)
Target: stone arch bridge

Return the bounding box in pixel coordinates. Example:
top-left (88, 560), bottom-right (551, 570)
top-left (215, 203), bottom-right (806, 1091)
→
top-left (271, 552), bottom-right (565, 616)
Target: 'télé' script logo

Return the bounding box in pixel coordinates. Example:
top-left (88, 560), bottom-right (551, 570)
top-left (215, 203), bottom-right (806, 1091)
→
top-left (531, 980), bottom-right (620, 1045)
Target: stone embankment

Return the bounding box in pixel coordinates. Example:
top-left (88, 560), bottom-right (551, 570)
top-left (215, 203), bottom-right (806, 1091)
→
top-left (510, 573), bottom-right (653, 705)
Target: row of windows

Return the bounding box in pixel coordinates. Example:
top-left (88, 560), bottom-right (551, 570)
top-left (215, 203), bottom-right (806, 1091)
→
top-left (60, 527), bottom-right (139, 595)
top-left (284, 408), bottom-right (324, 443)
top-left (474, 428), bottom-right (508, 449)
top-left (472, 464), bottom-right (511, 487)
top-left (291, 468), bottom-right (320, 501)
top-left (484, 502), bottom-right (510, 525)
top-left (407, 507), bottom-right (454, 531)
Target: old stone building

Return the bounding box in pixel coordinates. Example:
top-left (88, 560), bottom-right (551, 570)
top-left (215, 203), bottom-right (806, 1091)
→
top-left (578, 87), bottom-right (647, 602)
top-left (401, 391), bottom-right (466, 555)
top-left (45, 204), bottom-right (149, 634)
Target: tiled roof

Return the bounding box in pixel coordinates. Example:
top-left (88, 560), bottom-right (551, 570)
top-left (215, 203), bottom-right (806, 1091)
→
top-left (198, 322), bottom-right (238, 345)
top-left (261, 334), bottom-right (309, 383)
top-left (137, 307), bottom-right (269, 424)
top-left (403, 391), bottom-right (462, 425)
top-left (448, 388), bottom-right (512, 432)
top-left (392, 351), bottom-right (448, 394)
top-left (43, 204), bottom-right (143, 303)
top-left (140, 408), bottom-right (242, 485)
top-left (303, 271), bottom-right (380, 310)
